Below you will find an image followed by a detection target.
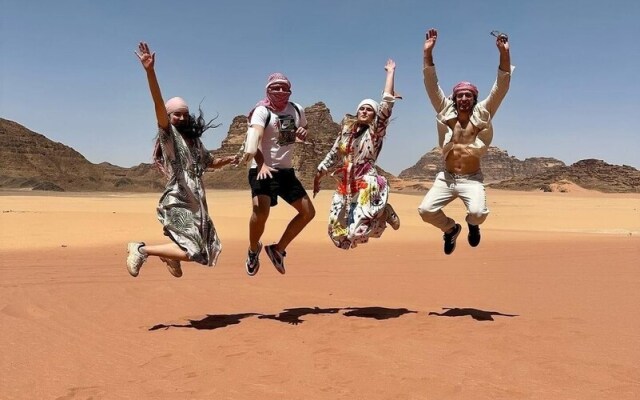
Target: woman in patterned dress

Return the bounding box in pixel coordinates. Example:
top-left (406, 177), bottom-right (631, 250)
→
top-left (126, 42), bottom-right (237, 278)
top-left (313, 59), bottom-right (401, 249)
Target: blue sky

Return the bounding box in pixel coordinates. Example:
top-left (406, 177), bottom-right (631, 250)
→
top-left (2, 0), bottom-right (639, 174)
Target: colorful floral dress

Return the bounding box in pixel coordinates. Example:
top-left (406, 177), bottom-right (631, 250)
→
top-left (154, 125), bottom-right (221, 265)
top-left (317, 94), bottom-right (395, 249)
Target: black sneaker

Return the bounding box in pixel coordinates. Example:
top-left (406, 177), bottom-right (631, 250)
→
top-left (443, 223), bottom-right (462, 255)
top-left (468, 223), bottom-right (481, 247)
top-left (265, 244), bottom-right (286, 274)
top-left (245, 242), bottom-right (262, 276)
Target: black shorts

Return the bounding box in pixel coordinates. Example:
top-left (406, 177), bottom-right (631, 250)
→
top-left (248, 168), bottom-right (308, 207)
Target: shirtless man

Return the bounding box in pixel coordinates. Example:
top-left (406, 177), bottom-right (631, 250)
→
top-left (418, 28), bottom-right (513, 255)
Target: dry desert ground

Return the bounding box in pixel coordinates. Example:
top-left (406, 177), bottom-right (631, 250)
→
top-left (1, 188), bottom-right (639, 399)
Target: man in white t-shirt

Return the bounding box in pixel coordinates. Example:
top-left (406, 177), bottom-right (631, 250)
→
top-left (241, 73), bottom-right (316, 276)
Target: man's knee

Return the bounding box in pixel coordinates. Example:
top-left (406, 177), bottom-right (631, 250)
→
top-left (251, 204), bottom-right (270, 224)
top-left (295, 197), bottom-right (316, 222)
top-left (418, 206), bottom-right (439, 223)
top-left (467, 209), bottom-right (489, 225)
top-left (302, 202), bottom-right (316, 222)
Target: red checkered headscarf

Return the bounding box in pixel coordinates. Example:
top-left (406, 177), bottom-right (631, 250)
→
top-left (249, 73), bottom-right (292, 119)
top-left (452, 81), bottom-right (478, 98)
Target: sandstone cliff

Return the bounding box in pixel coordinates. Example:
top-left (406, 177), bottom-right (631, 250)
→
top-left (205, 102), bottom-right (343, 190)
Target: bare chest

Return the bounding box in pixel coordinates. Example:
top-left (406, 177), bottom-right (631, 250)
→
top-left (448, 120), bottom-right (478, 145)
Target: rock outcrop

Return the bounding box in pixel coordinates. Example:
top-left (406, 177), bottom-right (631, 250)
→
top-left (399, 146), bottom-right (565, 183)
top-left (0, 118), bottom-right (164, 192)
top-left (206, 102), bottom-right (346, 190)
top-left (490, 159), bottom-right (640, 193)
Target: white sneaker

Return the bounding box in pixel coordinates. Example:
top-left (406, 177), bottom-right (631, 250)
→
top-left (127, 242), bottom-right (147, 277)
top-left (160, 257), bottom-right (183, 278)
top-left (385, 204), bottom-right (400, 230)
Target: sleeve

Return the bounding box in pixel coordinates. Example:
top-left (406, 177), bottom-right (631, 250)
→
top-left (202, 146), bottom-right (214, 169)
top-left (249, 106), bottom-right (270, 128)
top-left (423, 65), bottom-right (448, 112)
top-left (157, 125), bottom-right (176, 162)
top-left (295, 102), bottom-right (307, 128)
top-left (372, 92), bottom-right (396, 139)
top-left (480, 65), bottom-right (514, 116)
top-left (318, 130), bottom-right (343, 172)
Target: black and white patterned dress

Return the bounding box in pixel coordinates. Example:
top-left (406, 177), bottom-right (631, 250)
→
top-left (155, 125), bottom-right (221, 266)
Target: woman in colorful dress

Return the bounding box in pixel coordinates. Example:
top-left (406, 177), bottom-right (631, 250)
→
top-left (313, 59), bottom-right (401, 249)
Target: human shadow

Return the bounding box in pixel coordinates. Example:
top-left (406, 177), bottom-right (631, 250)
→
top-left (149, 306), bottom-right (421, 331)
top-left (342, 307), bottom-right (417, 320)
top-left (148, 312), bottom-right (259, 331)
top-left (428, 307), bottom-right (518, 321)
top-left (258, 307), bottom-right (342, 325)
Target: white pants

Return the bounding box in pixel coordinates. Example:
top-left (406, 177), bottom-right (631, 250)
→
top-left (418, 171), bottom-right (489, 232)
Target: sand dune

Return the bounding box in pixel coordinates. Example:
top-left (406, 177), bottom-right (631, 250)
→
top-left (1, 189), bottom-right (639, 399)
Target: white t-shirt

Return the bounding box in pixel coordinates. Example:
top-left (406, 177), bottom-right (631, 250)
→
top-left (249, 102), bottom-right (307, 169)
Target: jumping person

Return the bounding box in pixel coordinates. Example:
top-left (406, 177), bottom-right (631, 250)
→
top-left (127, 41), bottom-right (237, 278)
top-left (241, 73), bottom-right (315, 276)
top-left (313, 59), bottom-right (401, 249)
top-left (418, 28), bottom-right (513, 255)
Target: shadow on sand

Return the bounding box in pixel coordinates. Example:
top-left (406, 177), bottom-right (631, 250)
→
top-left (149, 306), bottom-right (517, 331)
top-left (149, 306), bottom-right (419, 331)
top-left (428, 307), bottom-right (518, 321)
top-left (342, 307), bottom-right (417, 320)
top-left (149, 313), bottom-right (260, 331)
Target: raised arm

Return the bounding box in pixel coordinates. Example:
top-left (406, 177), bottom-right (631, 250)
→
top-left (481, 33), bottom-right (513, 117)
top-left (383, 59), bottom-right (396, 96)
top-left (135, 42), bottom-right (169, 130)
top-left (422, 28), bottom-right (448, 112)
top-left (423, 28), bottom-right (437, 67)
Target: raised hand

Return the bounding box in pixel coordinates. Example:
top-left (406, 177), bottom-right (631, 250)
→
top-left (384, 59), bottom-right (396, 72)
top-left (424, 28), bottom-right (438, 54)
top-left (135, 42), bottom-right (155, 71)
top-left (495, 33), bottom-right (509, 52)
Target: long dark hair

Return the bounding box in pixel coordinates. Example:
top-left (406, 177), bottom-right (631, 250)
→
top-left (177, 104), bottom-right (221, 138)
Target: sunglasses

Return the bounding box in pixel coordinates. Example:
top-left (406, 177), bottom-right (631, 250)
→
top-left (490, 30), bottom-right (508, 40)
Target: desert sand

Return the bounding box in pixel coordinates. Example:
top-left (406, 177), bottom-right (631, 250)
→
top-left (1, 188), bottom-right (639, 399)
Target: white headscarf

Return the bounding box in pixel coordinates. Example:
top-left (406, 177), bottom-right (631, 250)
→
top-left (357, 98), bottom-right (379, 114)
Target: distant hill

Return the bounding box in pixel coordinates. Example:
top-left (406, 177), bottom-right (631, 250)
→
top-left (489, 159), bottom-right (640, 193)
top-left (1, 114), bottom-right (638, 193)
top-left (0, 118), bottom-right (163, 192)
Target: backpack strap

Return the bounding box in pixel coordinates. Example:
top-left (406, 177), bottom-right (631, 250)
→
top-left (289, 102), bottom-right (301, 119)
top-left (264, 109), bottom-right (271, 127)
top-left (259, 102), bottom-right (301, 128)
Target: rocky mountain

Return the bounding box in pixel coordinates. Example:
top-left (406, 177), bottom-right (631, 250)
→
top-left (399, 146), bottom-right (566, 183)
top-left (489, 159), bottom-right (640, 193)
top-left (2, 112), bottom-right (638, 194)
top-left (0, 118), bottom-right (164, 192)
